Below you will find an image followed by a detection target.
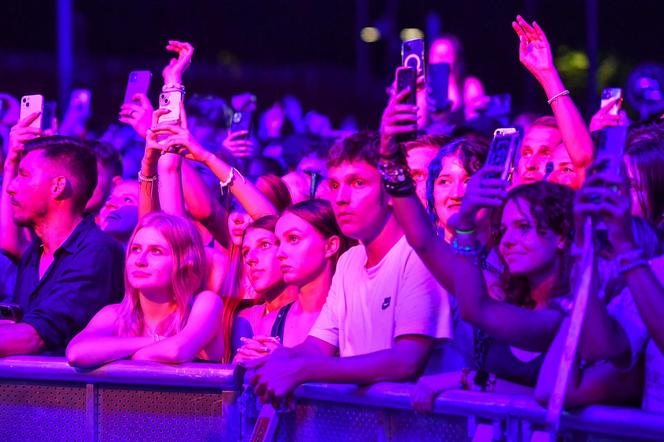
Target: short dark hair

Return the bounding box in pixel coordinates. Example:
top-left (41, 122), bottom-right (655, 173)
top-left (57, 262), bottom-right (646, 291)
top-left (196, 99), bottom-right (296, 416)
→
top-left (85, 140), bottom-right (123, 178)
top-left (327, 131), bottom-right (380, 169)
top-left (404, 134), bottom-right (451, 153)
top-left (24, 136), bottom-right (98, 212)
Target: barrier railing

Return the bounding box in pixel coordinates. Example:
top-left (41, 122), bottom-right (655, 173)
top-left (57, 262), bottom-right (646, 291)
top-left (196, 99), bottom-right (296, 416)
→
top-left (0, 356), bottom-right (661, 441)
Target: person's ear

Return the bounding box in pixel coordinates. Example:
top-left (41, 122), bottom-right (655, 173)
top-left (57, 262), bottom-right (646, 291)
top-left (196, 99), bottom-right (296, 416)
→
top-left (51, 176), bottom-right (69, 200)
top-left (324, 235), bottom-right (341, 259)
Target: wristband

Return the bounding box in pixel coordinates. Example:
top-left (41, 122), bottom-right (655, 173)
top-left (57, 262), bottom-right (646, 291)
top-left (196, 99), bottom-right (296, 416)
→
top-left (138, 170), bottom-right (158, 183)
top-left (547, 89), bottom-right (570, 105)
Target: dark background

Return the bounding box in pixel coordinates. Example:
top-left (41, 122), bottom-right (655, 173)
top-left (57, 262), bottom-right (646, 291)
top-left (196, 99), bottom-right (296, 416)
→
top-left (2, 0), bottom-right (663, 130)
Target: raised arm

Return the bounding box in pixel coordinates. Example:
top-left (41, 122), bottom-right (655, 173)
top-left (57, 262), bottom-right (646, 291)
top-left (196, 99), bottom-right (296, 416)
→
top-left (513, 16), bottom-right (593, 183)
top-left (161, 126), bottom-right (277, 218)
top-left (1, 113), bottom-right (41, 260)
top-left (377, 82), bottom-right (457, 292)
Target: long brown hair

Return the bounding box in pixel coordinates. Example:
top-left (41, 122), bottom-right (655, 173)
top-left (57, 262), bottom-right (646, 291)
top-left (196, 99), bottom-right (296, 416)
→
top-left (116, 212), bottom-right (207, 337)
top-left (493, 182), bottom-right (574, 308)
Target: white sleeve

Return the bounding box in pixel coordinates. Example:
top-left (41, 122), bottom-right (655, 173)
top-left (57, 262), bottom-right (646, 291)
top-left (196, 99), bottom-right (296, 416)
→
top-left (308, 260), bottom-right (343, 348)
top-left (394, 249), bottom-right (452, 340)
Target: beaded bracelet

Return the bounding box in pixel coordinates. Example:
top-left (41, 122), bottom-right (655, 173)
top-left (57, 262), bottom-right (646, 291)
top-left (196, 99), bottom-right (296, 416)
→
top-left (378, 159), bottom-right (416, 197)
top-left (547, 89), bottom-right (570, 105)
top-left (138, 170), bottom-right (158, 183)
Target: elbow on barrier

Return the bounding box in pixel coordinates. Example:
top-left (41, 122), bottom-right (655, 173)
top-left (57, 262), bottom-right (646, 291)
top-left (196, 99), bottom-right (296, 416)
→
top-left (0, 356), bottom-right (661, 441)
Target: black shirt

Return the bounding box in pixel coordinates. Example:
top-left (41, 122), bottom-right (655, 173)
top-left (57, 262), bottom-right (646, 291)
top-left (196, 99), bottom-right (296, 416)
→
top-left (11, 216), bottom-right (124, 355)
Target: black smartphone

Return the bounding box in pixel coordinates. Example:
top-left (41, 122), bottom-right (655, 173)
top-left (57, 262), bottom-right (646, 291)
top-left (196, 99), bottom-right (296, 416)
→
top-left (428, 62), bottom-right (450, 112)
top-left (486, 128), bottom-right (520, 181)
top-left (42, 101), bottom-right (57, 132)
top-left (594, 125), bottom-right (627, 176)
top-left (396, 67), bottom-right (417, 143)
top-left (0, 304), bottom-right (23, 322)
top-left (124, 71), bottom-right (152, 104)
top-left (402, 38), bottom-right (425, 76)
top-left (231, 111), bottom-right (254, 137)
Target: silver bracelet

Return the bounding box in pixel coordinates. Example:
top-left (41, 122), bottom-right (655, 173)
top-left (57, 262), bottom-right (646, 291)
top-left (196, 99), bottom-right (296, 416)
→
top-left (138, 170), bottom-right (158, 183)
top-left (547, 89), bottom-right (570, 105)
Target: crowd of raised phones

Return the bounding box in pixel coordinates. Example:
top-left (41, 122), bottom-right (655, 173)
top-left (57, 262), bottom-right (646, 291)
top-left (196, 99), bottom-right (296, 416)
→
top-left (0, 16), bottom-right (663, 415)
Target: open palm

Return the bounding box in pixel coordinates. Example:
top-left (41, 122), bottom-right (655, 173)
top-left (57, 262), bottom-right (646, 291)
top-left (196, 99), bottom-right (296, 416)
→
top-left (512, 16), bottom-right (554, 77)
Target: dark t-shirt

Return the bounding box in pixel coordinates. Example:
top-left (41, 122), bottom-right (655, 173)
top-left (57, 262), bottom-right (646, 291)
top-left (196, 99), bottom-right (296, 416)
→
top-left (11, 216), bottom-right (124, 355)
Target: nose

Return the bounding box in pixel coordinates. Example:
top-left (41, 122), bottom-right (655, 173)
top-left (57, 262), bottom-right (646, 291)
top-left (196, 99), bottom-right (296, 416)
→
top-left (135, 250), bottom-right (149, 267)
top-left (232, 215), bottom-right (244, 226)
top-left (334, 183), bottom-right (350, 207)
top-left (7, 177), bottom-right (17, 197)
top-left (500, 228), bottom-right (517, 249)
top-left (276, 243), bottom-right (287, 261)
top-left (245, 249), bottom-right (258, 267)
top-left (525, 154), bottom-right (541, 172)
top-left (449, 180), bottom-right (465, 199)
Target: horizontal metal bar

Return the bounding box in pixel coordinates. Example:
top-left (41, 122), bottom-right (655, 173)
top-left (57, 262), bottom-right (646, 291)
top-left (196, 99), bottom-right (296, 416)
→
top-left (0, 356), bottom-right (240, 389)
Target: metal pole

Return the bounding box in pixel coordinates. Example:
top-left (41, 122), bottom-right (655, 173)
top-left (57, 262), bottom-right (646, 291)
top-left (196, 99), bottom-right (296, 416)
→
top-left (57, 0), bottom-right (74, 111)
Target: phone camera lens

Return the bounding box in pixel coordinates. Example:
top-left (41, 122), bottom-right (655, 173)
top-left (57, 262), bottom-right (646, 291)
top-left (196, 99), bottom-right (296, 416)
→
top-left (22, 98), bottom-right (27, 103)
top-left (26, 102), bottom-right (30, 107)
top-left (164, 99), bottom-right (170, 104)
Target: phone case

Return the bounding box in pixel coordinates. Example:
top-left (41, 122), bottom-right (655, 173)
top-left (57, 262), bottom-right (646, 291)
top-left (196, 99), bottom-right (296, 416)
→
top-left (124, 71), bottom-right (152, 104)
top-left (487, 128), bottom-right (520, 181)
top-left (600, 88), bottom-right (622, 116)
top-left (402, 38), bottom-right (425, 75)
top-left (396, 67), bottom-right (416, 105)
top-left (230, 111), bottom-right (253, 134)
top-left (20, 95), bottom-right (44, 129)
top-left (158, 91), bottom-right (182, 123)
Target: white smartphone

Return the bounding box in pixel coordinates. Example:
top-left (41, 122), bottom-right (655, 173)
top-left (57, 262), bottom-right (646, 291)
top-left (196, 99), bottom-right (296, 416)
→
top-left (600, 88), bottom-right (622, 116)
top-left (20, 94), bottom-right (44, 129)
top-left (158, 91), bottom-right (182, 124)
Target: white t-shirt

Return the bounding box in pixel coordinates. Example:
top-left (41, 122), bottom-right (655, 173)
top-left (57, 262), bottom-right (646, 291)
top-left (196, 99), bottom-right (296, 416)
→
top-left (309, 235), bottom-right (452, 357)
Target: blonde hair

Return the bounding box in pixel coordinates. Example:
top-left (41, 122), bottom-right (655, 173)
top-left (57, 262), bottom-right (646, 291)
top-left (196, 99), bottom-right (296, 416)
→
top-left (117, 212), bottom-right (207, 337)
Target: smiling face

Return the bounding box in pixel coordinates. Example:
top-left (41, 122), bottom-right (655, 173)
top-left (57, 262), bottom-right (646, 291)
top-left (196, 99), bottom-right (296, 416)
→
top-left (327, 160), bottom-right (390, 242)
top-left (242, 227), bottom-right (284, 293)
top-left (275, 211), bottom-right (332, 287)
top-left (432, 153), bottom-right (469, 229)
top-left (126, 226), bottom-right (174, 292)
top-left (498, 198), bottom-right (563, 277)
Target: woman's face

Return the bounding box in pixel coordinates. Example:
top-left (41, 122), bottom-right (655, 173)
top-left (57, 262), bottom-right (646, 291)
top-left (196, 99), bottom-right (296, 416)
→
top-left (275, 212), bottom-right (333, 287)
top-left (433, 153), bottom-right (469, 228)
top-left (498, 198), bottom-right (564, 277)
top-left (99, 180), bottom-right (139, 235)
top-left (625, 159), bottom-right (646, 218)
top-left (228, 208), bottom-right (252, 247)
top-left (126, 227), bottom-right (174, 291)
top-left (242, 227), bottom-right (284, 293)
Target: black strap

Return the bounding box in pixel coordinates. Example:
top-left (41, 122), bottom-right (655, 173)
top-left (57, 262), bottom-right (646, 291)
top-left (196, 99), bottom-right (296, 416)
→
top-left (270, 302), bottom-right (294, 341)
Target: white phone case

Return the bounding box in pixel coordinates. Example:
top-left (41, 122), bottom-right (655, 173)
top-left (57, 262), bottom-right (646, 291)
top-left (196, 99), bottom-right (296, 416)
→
top-left (20, 94), bottom-right (44, 129)
top-left (158, 91), bottom-right (182, 124)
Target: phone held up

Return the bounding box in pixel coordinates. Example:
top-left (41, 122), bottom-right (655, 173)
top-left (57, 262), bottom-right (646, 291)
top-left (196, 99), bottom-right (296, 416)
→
top-left (124, 71), bottom-right (152, 104)
top-left (20, 95), bottom-right (44, 129)
top-left (401, 38), bottom-right (425, 77)
top-left (486, 128), bottom-right (521, 182)
top-left (230, 111), bottom-right (254, 138)
top-left (395, 66), bottom-right (417, 143)
top-left (600, 88), bottom-right (622, 117)
top-left (158, 91), bottom-right (182, 124)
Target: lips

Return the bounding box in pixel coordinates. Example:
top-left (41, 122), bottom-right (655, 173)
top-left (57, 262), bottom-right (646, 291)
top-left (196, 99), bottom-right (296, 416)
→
top-left (249, 269), bottom-right (264, 281)
top-left (231, 228), bottom-right (245, 237)
top-left (131, 271), bottom-right (151, 278)
top-left (280, 264), bottom-right (293, 273)
top-left (336, 212), bottom-right (354, 222)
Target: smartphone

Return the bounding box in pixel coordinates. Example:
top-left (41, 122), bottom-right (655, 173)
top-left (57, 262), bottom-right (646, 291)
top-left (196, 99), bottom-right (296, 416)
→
top-left (428, 62), bottom-right (450, 112)
top-left (486, 128), bottom-right (520, 181)
top-left (230, 111), bottom-right (253, 136)
top-left (123, 70), bottom-right (152, 104)
top-left (396, 67), bottom-right (417, 143)
top-left (158, 91), bottom-right (182, 124)
top-left (42, 101), bottom-right (57, 132)
top-left (402, 38), bottom-right (425, 76)
top-left (70, 89), bottom-right (91, 115)
top-left (20, 94), bottom-right (44, 129)
top-left (595, 125), bottom-right (627, 175)
top-left (0, 304), bottom-right (23, 322)
top-left (600, 88), bottom-right (622, 116)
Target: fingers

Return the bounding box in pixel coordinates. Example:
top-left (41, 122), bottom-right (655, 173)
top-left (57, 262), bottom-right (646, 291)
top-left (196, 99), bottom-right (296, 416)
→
top-left (239, 337), bottom-right (270, 352)
top-left (532, 21), bottom-right (549, 45)
top-left (17, 111), bottom-right (42, 128)
top-left (151, 108), bottom-right (172, 128)
top-left (516, 15), bottom-right (537, 42)
top-left (131, 93), bottom-right (153, 109)
top-left (226, 130), bottom-right (250, 141)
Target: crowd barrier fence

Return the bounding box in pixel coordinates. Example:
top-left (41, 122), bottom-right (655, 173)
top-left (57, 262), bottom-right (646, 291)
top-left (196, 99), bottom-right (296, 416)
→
top-left (0, 356), bottom-right (661, 441)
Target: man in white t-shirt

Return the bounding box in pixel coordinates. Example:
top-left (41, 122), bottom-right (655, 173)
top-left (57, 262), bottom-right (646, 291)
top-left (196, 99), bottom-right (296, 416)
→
top-left (245, 132), bottom-right (452, 402)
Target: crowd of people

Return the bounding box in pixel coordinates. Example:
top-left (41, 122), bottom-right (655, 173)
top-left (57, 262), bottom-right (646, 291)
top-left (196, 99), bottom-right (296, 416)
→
top-left (1, 15), bottom-right (663, 417)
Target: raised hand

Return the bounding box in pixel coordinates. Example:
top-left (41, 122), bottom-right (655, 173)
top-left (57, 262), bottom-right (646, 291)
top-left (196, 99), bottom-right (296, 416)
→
top-left (379, 79), bottom-right (418, 158)
top-left (456, 165), bottom-right (509, 230)
top-left (512, 15), bottom-right (555, 79)
top-left (589, 98), bottom-right (622, 132)
top-left (162, 40), bottom-right (195, 84)
top-left (6, 112), bottom-right (42, 171)
top-left (119, 93), bottom-right (154, 138)
top-left (222, 130), bottom-right (256, 158)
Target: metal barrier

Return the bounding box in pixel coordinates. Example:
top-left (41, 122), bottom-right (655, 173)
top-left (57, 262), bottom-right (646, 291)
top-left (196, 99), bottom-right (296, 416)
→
top-left (0, 356), bottom-right (662, 441)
